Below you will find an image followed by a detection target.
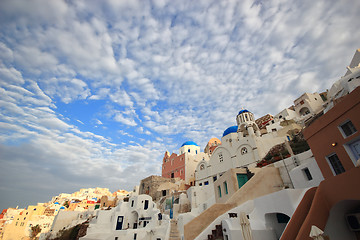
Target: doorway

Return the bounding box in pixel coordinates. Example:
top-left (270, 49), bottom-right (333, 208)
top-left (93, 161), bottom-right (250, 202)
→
top-left (237, 174), bottom-right (248, 189)
top-left (116, 216), bottom-right (124, 230)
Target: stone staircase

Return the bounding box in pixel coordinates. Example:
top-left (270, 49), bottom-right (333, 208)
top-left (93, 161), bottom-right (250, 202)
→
top-left (169, 219), bottom-right (181, 240)
top-left (207, 224), bottom-right (224, 240)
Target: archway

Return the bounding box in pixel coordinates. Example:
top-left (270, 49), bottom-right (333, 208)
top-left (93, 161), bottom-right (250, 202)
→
top-left (265, 212), bottom-right (290, 239)
top-left (299, 107), bottom-right (310, 116)
top-left (128, 211), bottom-right (139, 229)
top-left (324, 200), bottom-right (360, 240)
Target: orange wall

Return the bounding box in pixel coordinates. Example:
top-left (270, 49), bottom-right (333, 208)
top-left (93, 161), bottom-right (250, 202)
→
top-left (304, 87), bottom-right (360, 179)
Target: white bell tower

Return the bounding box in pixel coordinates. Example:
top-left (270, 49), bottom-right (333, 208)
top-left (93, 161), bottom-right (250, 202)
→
top-left (236, 109), bottom-right (260, 137)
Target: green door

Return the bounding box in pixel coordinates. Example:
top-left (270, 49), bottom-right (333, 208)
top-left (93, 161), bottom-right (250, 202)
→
top-left (237, 174), bottom-right (248, 189)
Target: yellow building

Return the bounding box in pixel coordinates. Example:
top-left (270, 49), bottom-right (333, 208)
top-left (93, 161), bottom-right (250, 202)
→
top-left (2, 204), bottom-right (46, 240)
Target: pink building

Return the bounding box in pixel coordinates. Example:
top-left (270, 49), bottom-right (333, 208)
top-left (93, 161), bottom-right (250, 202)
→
top-left (162, 141), bottom-right (208, 185)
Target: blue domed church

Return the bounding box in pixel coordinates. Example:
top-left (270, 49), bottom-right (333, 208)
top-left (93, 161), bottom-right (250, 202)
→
top-left (195, 109), bottom-right (287, 188)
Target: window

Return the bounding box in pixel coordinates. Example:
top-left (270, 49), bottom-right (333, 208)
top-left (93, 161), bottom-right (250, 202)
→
top-left (199, 183), bottom-right (202, 186)
top-left (213, 176), bottom-right (217, 182)
top-left (327, 153), bottom-right (345, 175)
top-left (218, 186), bottom-right (222, 198)
top-left (348, 140), bottom-right (360, 163)
top-left (219, 153), bottom-right (223, 162)
top-left (339, 120), bottom-right (357, 138)
top-left (302, 168), bottom-right (313, 180)
top-left (196, 150), bottom-right (198, 154)
top-left (224, 181), bottom-right (228, 194)
top-left (204, 181), bottom-right (209, 185)
top-left (241, 147), bottom-right (248, 155)
top-left (131, 200), bottom-right (134, 207)
top-left (188, 149), bottom-right (190, 153)
top-left (144, 200), bottom-right (149, 210)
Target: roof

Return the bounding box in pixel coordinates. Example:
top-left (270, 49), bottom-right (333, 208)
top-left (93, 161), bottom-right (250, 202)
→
top-left (181, 141), bottom-right (199, 147)
top-left (223, 126), bottom-right (238, 137)
top-left (238, 109), bottom-right (249, 115)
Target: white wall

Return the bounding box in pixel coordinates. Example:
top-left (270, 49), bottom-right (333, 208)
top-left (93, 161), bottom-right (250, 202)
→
top-left (81, 195), bottom-right (170, 240)
top-left (187, 185), bottom-right (215, 211)
top-left (289, 158), bottom-right (324, 188)
top-left (272, 150), bottom-right (324, 189)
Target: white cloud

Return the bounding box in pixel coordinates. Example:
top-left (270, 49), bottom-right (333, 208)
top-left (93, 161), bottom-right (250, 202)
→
top-left (0, 66), bottom-right (24, 84)
top-left (95, 119), bottom-right (103, 125)
top-left (43, 77), bottom-right (91, 104)
top-left (114, 112), bottom-right (137, 126)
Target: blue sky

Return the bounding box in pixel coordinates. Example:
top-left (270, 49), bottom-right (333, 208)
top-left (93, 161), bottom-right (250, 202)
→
top-left (0, 0), bottom-right (359, 210)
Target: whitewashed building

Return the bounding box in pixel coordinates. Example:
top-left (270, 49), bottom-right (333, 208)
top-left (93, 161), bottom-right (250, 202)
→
top-left (80, 194), bottom-right (170, 240)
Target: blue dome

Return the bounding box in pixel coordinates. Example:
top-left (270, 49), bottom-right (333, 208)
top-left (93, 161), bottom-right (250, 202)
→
top-left (181, 141), bottom-right (199, 147)
top-left (238, 109), bottom-right (249, 115)
top-left (60, 206), bottom-right (65, 210)
top-left (223, 126), bottom-right (238, 137)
